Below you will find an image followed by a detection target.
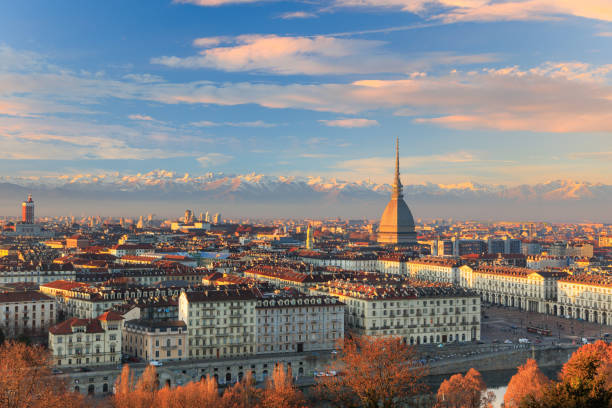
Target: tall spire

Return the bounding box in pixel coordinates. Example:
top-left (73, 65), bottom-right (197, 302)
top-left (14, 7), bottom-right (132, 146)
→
top-left (392, 137), bottom-right (403, 198)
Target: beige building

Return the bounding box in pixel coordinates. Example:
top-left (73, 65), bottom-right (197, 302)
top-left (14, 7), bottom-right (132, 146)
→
top-left (311, 279), bottom-right (480, 345)
top-left (256, 292), bottom-right (344, 354)
top-left (459, 265), bottom-right (566, 314)
top-left (407, 257), bottom-right (462, 284)
top-left (0, 291), bottom-right (55, 337)
top-left (178, 288), bottom-right (257, 360)
top-left (123, 320), bottom-right (187, 362)
top-left (49, 311), bottom-right (123, 367)
top-left (556, 275), bottom-right (612, 324)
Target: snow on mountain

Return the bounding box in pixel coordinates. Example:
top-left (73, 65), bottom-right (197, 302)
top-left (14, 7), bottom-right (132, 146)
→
top-left (0, 171), bottom-right (610, 202)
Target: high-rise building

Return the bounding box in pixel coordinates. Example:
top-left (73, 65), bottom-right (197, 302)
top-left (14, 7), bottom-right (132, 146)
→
top-left (184, 209), bottom-right (193, 223)
top-left (21, 194), bottom-right (34, 224)
top-left (213, 213), bottom-right (221, 224)
top-left (305, 224), bottom-right (314, 249)
top-left (205, 211), bottom-right (210, 223)
top-left (377, 138), bottom-right (417, 245)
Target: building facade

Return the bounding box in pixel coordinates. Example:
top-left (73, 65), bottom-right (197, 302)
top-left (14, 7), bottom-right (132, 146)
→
top-left (311, 279), bottom-right (480, 345)
top-left (0, 291), bottom-right (55, 337)
top-left (49, 311), bottom-right (123, 367)
top-left (123, 320), bottom-right (187, 362)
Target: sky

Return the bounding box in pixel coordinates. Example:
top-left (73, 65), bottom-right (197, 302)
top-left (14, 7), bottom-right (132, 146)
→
top-left (0, 0), bottom-right (611, 218)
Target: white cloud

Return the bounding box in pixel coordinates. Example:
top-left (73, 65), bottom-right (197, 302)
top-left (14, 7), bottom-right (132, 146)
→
top-left (197, 153), bottom-right (233, 167)
top-left (332, 0), bottom-right (612, 23)
top-left (128, 114), bottom-right (155, 121)
top-left (191, 120), bottom-right (277, 127)
top-left (280, 11), bottom-right (317, 19)
top-left (319, 118), bottom-right (379, 128)
top-left (174, 0), bottom-right (261, 6)
top-left (152, 34), bottom-right (495, 75)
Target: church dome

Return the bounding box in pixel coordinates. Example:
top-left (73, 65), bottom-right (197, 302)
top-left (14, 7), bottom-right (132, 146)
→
top-left (377, 138), bottom-right (417, 245)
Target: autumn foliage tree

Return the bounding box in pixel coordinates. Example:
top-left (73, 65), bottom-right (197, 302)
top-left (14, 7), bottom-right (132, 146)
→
top-left (0, 341), bottom-right (85, 408)
top-left (522, 340), bottom-right (612, 408)
top-left (504, 359), bottom-right (550, 408)
top-left (317, 335), bottom-right (428, 408)
top-left (435, 368), bottom-right (495, 408)
top-left (156, 375), bottom-right (221, 408)
top-left (221, 371), bottom-right (262, 408)
top-left (260, 364), bottom-right (306, 408)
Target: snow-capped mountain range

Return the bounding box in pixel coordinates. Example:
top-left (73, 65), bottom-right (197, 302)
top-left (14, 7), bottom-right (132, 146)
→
top-left (0, 171), bottom-right (610, 220)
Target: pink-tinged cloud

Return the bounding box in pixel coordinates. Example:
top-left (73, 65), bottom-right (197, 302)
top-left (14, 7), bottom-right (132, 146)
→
top-left (319, 118), bottom-right (379, 128)
top-left (128, 114), bottom-right (155, 121)
top-left (334, 0), bottom-right (612, 22)
top-left (174, 0), bottom-right (261, 6)
top-left (152, 34), bottom-right (496, 75)
top-left (280, 11), bottom-right (317, 19)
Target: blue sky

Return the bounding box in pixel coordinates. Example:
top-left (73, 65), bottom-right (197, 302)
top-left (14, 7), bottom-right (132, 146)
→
top-left (1, 0), bottom-right (611, 188)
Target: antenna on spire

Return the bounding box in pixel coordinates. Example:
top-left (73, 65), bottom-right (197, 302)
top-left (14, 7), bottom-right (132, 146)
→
top-left (393, 137), bottom-right (403, 198)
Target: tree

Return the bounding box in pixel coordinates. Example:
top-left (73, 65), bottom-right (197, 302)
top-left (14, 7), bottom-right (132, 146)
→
top-left (523, 341), bottom-right (612, 408)
top-left (132, 365), bottom-right (158, 408)
top-left (221, 371), bottom-right (262, 408)
top-left (261, 364), bottom-right (306, 408)
top-left (436, 368), bottom-right (495, 408)
top-left (0, 341), bottom-right (84, 408)
top-left (113, 365), bottom-right (135, 408)
top-left (504, 359), bottom-right (549, 408)
top-left (316, 336), bottom-right (428, 408)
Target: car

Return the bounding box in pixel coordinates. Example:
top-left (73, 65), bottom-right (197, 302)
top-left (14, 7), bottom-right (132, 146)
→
top-left (504, 339), bottom-right (513, 344)
top-left (492, 340), bottom-right (500, 344)
top-left (52, 368), bottom-right (63, 375)
top-left (149, 360), bottom-right (163, 367)
top-left (604, 333), bottom-right (610, 338)
top-left (78, 367), bottom-right (91, 372)
top-left (437, 344), bottom-right (444, 348)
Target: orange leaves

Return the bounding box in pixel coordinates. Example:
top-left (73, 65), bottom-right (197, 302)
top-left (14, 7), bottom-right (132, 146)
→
top-left (0, 341), bottom-right (85, 408)
top-left (436, 368), bottom-right (494, 408)
top-left (260, 364), bottom-right (306, 408)
top-left (110, 364), bottom-right (303, 408)
top-left (317, 335), bottom-right (428, 408)
top-left (503, 359), bottom-right (549, 408)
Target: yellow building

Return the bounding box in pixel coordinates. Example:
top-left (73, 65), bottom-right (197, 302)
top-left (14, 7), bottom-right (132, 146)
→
top-left (123, 320), bottom-right (187, 362)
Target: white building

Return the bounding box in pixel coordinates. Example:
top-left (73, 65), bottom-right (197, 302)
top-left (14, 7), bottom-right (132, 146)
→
top-left (0, 291), bottom-right (55, 337)
top-left (49, 311), bottom-right (123, 367)
top-left (459, 265), bottom-right (566, 314)
top-left (407, 257), bottom-right (462, 284)
top-left (311, 279), bottom-right (481, 345)
top-left (178, 288), bottom-right (257, 360)
top-left (255, 291), bottom-right (343, 354)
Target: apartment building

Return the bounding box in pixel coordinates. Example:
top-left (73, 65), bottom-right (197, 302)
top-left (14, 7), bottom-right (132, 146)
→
top-left (556, 275), bottom-right (612, 324)
top-left (123, 319), bottom-right (187, 362)
top-left (178, 287), bottom-right (257, 360)
top-left (459, 265), bottom-right (566, 314)
top-left (255, 291), bottom-right (343, 354)
top-left (311, 279), bottom-right (480, 345)
top-left (407, 257), bottom-right (462, 284)
top-left (0, 291), bottom-right (55, 337)
top-left (48, 311), bottom-right (123, 367)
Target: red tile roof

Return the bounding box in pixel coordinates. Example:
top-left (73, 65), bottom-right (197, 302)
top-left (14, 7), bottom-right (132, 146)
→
top-left (97, 310), bottom-right (124, 321)
top-left (49, 317), bottom-right (104, 335)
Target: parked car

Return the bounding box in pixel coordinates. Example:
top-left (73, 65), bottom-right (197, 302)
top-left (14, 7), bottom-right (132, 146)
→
top-left (149, 360), bottom-right (163, 367)
top-left (518, 338), bottom-right (530, 344)
top-left (504, 339), bottom-right (513, 344)
top-left (52, 368), bottom-right (63, 375)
